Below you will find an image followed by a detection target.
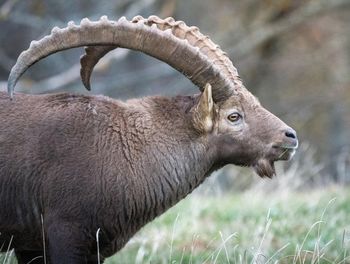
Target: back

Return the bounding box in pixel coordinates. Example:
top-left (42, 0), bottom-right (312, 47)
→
top-left (0, 92), bottom-right (118, 229)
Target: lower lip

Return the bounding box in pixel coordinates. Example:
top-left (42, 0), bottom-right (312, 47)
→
top-left (271, 147), bottom-right (296, 160)
top-left (281, 149), bottom-right (296, 160)
top-left (273, 145), bottom-right (297, 151)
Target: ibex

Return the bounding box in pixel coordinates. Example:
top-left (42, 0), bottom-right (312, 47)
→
top-left (0, 15), bottom-right (298, 263)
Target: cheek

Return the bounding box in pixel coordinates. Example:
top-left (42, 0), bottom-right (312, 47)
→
top-left (218, 120), bottom-right (264, 153)
top-left (217, 119), bottom-right (246, 137)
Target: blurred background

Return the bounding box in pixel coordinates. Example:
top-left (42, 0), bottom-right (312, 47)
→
top-left (0, 0), bottom-right (349, 190)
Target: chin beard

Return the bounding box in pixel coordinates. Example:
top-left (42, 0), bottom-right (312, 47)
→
top-left (253, 159), bottom-right (276, 178)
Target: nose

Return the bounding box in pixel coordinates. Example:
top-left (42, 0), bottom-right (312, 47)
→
top-left (285, 128), bottom-right (297, 140)
top-left (283, 127), bottom-right (298, 148)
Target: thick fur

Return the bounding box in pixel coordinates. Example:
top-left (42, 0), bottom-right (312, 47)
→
top-left (0, 92), bottom-right (219, 263)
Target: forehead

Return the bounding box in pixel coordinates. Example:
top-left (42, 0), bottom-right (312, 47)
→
top-left (219, 89), bottom-right (261, 110)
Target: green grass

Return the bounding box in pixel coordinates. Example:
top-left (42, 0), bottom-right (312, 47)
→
top-left (2, 187), bottom-right (350, 263)
top-left (106, 186), bottom-right (350, 264)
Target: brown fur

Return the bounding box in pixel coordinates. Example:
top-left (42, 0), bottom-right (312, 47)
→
top-left (0, 82), bottom-right (297, 263)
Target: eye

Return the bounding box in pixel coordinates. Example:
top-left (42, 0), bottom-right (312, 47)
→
top-left (227, 112), bottom-right (241, 123)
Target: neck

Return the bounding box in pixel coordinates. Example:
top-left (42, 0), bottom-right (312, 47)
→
top-left (127, 95), bottom-right (220, 223)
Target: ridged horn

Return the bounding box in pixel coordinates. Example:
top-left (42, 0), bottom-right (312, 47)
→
top-left (8, 15), bottom-right (242, 102)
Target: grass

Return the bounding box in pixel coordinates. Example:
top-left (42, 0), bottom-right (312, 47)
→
top-left (106, 186), bottom-right (350, 264)
top-left (2, 186), bottom-right (350, 263)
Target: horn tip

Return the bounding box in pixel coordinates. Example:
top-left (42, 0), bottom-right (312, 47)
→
top-left (80, 67), bottom-right (92, 91)
top-left (7, 77), bottom-right (15, 99)
top-left (82, 80), bottom-right (91, 91)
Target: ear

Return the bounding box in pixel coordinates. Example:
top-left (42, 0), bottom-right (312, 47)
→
top-left (192, 83), bottom-right (216, 133)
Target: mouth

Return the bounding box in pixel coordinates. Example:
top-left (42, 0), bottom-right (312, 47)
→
top-left (272, 144), bottom-right (297, 161)
top-left (253, 143), bottom-right (298, 178)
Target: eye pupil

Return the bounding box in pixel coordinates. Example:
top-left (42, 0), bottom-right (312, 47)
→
top-left (228, 113), bottom-right (240, 122)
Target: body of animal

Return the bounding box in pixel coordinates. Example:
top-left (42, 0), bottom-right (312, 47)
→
top-left (0, 15), bottom-right (298, 263)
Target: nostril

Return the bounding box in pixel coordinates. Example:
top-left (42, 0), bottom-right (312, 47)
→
top-left (285, 129), bottom-right (297, 139)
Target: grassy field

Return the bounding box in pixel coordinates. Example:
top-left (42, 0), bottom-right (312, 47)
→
top-left (106, 186), bottom-right (350, 264)
top-left (1, 186), bottom-right (350, 263)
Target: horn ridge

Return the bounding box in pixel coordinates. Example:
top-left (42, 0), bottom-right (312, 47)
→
top-left (8, 15), bottom-right (240, 101)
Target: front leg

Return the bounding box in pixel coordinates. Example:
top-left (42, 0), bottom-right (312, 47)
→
top-left (15, 250), bottom-right (45, 264)
top-left (47, 221), bottom-right (92, 264)
top-left (87, 255), bottom-right (105, 264)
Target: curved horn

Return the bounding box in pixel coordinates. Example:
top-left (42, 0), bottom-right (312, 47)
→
top-left (80, 45), bottom-right (117, 91)
top-left (8, 15), bottom-right (242, 102)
